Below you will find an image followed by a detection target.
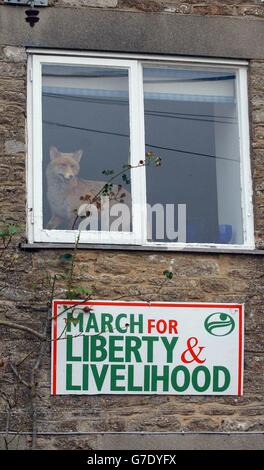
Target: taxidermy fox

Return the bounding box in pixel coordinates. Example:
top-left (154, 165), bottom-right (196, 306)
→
top-left (46, 146), bottom-right (131, 230)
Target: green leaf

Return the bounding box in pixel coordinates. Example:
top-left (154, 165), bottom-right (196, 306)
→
top-left (102, 169), bottom-right (114, 176)
top-left (122, 174), bottom-right (130, 185)
top-left (146, 151), bottom-right (154, 157)
top-left (101, 184), bottom-right (110, 196)
top-left (59, 253), bottom-right (73, 263)
top-left (163, 270), bottom-right (173, 280)
top-left (66, 290), bottom-right (76, 300)
top-left (8, 225), bottom-right (19, 235)
top-left (67, 317), bottom-right (80, 326)
top-left (74, 286), bottom-right (93, 295)
top-left (65, 285), bottom-right (93, 300)
top-left (0, 224), bottom-right (21, 238)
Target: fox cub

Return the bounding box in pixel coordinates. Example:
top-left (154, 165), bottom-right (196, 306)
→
top-left (46, 146), bottom-right (131, 230)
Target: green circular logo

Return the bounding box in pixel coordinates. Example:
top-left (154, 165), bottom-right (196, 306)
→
top-left (204, 312), bottom-right (235, 336)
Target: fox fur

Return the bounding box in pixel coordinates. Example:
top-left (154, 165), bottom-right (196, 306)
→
top-left (46, 146), bottom-right (131, 230)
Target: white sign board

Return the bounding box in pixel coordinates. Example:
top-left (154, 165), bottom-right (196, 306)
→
top-left (51, 300), bottom-right (244, 395)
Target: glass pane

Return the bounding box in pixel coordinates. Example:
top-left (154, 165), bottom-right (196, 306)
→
top-left (144, 65), bottom-right (243, 244)
top-left (42, 65), bottom-right (132, 232)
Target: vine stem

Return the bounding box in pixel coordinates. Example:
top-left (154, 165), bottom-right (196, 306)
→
top-left (71, 162), bottom-right (147, 230)
top-left (0, 320), bottom-right (45, 340)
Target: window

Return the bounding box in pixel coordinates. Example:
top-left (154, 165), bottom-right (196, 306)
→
top-left (27, 53), bottom-right (254, 249)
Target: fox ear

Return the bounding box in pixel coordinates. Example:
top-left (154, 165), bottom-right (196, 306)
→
top-left (73, 149), bottom-right (83, 163)
top-left (50, 146), bottom-right (59, 160)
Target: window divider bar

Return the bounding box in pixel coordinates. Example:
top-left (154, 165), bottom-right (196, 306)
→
top-left (129, 60), bottom-right (147, 245)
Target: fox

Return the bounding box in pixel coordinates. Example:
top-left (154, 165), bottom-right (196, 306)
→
top-left (46, 146), bottom-right (131, 230)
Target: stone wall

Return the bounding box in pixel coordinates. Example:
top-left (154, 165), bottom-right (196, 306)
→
top-left (0, 0), bottom-right (264, 17)
top-left (0, 0), bottom-right (264, 450)
top-left (48, 0), bottom-right (264, 18)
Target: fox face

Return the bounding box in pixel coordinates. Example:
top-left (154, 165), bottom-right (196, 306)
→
top-left (46, 145), bottom-right (131, 231)
top-left (48, 146), bottom-right (83, 182)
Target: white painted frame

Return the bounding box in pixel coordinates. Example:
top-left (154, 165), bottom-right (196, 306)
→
top-left (27, 52), bottom-right (254, 249)
top-left (27, 54), bottom-right (146, 245)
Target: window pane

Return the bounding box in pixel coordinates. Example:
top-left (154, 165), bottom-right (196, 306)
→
top-left (42, 65), bottom-right (132, 232)
top-left (143, 66), bottom-right (243, 244)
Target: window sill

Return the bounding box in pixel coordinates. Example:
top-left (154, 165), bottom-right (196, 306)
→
top-left (19, 243), bottom-right (264, 255)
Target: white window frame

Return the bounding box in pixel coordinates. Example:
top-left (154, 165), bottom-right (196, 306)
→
top-left (27, 52), bottom-right (255, 250)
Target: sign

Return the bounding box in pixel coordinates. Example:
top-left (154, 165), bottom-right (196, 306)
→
top-left (51, 300), bottom-right (244, 395)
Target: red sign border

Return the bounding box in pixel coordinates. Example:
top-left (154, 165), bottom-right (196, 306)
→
top-left (51, 300), bottom-right (244, 396)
